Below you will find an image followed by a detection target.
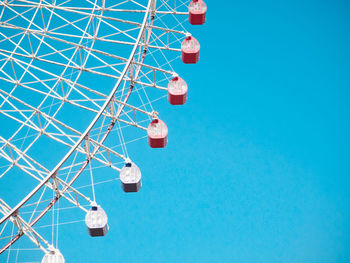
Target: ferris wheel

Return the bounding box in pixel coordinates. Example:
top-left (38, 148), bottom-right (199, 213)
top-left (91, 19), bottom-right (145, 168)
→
top-left (0, 0), bottom-right (207, 262)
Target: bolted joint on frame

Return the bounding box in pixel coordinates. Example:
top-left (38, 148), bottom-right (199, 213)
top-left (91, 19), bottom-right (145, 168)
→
top-left (51, 173), bottom-right (61, 198)
top-left (128, 61), bottom-right (134, 84)
top-left (150, 0), bottom-right (157, 17)
top-left (109, 96), bottom-right (116, 122)
top-left (84, 134), bottom-right (91, 160)
top-left (12, 210), bottom-right (23, 234)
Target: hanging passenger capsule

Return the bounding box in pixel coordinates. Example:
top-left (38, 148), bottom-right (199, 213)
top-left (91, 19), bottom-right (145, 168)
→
top-left (181, 36), bottom-right (200, 64)
top-left (120, 162), bottom-right (142, 192)
top-left (41, 249), bottom-right (65, 263)
top-left (85, 205), bottom-right (109, 237)
top-left (168, 76), bottom-right (188, 105)
top-left (189, 0), bottom-right (207, 25)
top-left (147, 118), bottom-right (168, 148)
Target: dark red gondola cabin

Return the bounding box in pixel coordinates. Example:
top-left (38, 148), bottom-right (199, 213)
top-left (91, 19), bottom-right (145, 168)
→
top-left (181, 36), bottom-right (200, 64)
top-left (147, 119), bottom-right (168, 148)
top-left (188, 0), bottom-right (207, 25)
top-left (168, 76), bottom-right (188, 105)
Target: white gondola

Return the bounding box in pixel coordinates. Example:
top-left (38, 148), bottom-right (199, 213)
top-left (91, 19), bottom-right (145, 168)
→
top-left (120, 162), bottom-right (142, 192)
top-left (85, 205), bottom-right (109, 237)
top-left (41, 249), bottom-right (65, 263)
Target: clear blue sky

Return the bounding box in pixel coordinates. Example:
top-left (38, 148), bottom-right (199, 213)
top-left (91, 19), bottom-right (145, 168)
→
top-left (2, 0), bottom-right (350, 262)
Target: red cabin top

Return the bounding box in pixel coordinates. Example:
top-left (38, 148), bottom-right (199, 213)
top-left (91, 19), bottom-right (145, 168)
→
top-left (147, 119), bottom-right (168, 139)
top-left (181, 36), bottom-right (200, 54)
top-left (189, 0), bottom-right (207, 15)
top-left (168, 76), bottom-right (188, 96)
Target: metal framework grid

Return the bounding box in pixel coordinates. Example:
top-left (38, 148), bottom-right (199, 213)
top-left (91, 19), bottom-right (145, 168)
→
top-left (0, 0), bottom-right (198, 261)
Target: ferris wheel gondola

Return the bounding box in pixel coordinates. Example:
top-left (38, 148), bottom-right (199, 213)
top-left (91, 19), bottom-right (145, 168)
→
top-left (0, 0), bottom-right (207, 261)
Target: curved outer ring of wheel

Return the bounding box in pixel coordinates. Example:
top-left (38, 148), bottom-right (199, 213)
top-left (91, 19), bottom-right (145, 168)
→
top-left (0, 0), bottom-right (157, 254)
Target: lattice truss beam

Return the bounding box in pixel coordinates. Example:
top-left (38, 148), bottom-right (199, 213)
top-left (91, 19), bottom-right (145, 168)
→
top-left (0, 0), bottom-right (192, 258)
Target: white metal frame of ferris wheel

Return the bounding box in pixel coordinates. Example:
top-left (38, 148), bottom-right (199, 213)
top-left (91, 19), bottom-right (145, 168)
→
top-left (0, 0), bottom-right (193, 256)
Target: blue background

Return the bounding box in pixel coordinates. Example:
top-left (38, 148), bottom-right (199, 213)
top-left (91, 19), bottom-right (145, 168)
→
top-left (2, 0), bottom-right (350, 262)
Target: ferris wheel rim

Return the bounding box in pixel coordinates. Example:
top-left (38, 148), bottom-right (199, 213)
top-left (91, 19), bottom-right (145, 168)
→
top-left (0, 0), bottom-right (154, 231)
